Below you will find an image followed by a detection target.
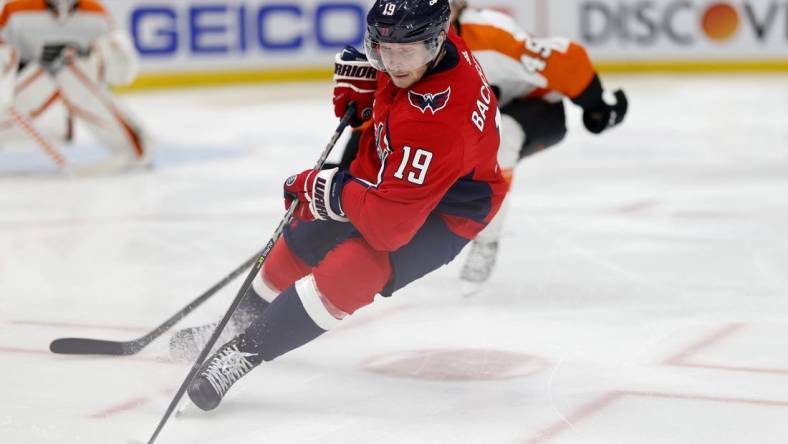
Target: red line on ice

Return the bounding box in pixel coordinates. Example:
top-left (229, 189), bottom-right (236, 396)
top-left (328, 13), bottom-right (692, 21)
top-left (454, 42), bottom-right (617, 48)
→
top-left (662, 323), bottom-right (744, 365)
top-left (0, 346), bottom-right (51, 355)
top-left (523, 390), bottom-right (788, 443)
top-left (88, 388), bottom-right (174, 419)
top-left (89, 397), bottom-right (149, 419)
top-left (664, 323), bottom-right (788, 373)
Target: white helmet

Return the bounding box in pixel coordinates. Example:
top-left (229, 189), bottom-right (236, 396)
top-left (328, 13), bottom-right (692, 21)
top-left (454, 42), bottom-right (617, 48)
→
top-left (45, 0), bottom-right (78, 21)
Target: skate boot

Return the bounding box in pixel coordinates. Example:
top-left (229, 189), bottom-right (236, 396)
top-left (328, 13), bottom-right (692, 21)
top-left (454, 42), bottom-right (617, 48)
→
top-left (460, 240), bottom-right (499, 283)
top-left (188, 335), bottom-right (260, 411)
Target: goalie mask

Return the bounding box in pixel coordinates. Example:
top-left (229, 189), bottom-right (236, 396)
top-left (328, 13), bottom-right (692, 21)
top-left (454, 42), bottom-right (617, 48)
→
top-left (45, 0), bottom-right (78, 21)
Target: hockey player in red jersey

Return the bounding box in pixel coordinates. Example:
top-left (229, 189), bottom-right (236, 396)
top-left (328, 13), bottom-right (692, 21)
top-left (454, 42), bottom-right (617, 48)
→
top-left (184, 0), bottom-right (506, 411)
top-left (331, 0), bottom-right (629, 285)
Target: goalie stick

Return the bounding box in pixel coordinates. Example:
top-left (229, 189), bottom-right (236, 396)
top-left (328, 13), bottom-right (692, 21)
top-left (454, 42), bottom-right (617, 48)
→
top-left (143, 103), bottom-right (356, 444)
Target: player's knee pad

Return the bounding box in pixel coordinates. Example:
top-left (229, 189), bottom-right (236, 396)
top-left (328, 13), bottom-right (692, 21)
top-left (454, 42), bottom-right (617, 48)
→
top-left (501, 98), bottom-right (567, 160)
top-left (261, 238), bottom-right (312, 296)
top-left (312, 238), bottom-right (391, 315)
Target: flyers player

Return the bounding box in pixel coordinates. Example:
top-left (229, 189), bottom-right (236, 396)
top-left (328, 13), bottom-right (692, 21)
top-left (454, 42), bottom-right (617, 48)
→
top-left (182, 0), bottom-right (506, 411)
top-left (451, 0), bottom-right (628, 283)
top-left (0, 0), bottom-right (150, 173)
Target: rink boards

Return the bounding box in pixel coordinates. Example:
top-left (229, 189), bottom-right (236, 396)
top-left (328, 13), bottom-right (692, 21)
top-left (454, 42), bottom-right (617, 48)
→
top-left (107, 0), bottom-right (788, 88)
top-left (2, 0), bottom-right (788, 87)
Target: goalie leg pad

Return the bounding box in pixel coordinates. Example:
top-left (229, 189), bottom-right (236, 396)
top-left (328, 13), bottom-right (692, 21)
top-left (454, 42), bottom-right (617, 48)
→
top-left (0, 63), bottom-right (69, 145)
top-left (0, 45), bottom-right (18, 109)
top-left (54, 58), bottom-right (149, 164)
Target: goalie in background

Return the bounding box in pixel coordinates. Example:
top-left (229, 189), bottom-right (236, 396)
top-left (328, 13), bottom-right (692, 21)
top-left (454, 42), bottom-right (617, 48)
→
top-left (0, 0), bottom-right (151, 173)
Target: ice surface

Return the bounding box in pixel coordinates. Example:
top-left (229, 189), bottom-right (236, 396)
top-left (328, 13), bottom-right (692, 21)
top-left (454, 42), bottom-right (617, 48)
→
top-left (1, 75), bottom-right (787, 443)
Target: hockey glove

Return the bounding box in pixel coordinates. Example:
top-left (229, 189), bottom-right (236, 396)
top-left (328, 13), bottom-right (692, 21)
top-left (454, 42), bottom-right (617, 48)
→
top-left (40, 44), bottom-right (87, 75)
top-left (284, 167), bottom-right (349, 222)
top-left (572, 74), bottom-right (628, 134)
top-left (333, 46), bottom-right (376, 127)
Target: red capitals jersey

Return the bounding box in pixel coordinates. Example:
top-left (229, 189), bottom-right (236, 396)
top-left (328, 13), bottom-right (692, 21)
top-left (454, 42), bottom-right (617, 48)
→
top-left (341, 31), bottom-right (507, 252)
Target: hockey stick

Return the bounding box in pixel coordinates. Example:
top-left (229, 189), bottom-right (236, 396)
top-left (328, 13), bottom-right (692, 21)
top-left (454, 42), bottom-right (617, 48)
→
top-left (144, 103), bottom-right (356, 444)
top-left (49, 251), bottom-right (260, 355)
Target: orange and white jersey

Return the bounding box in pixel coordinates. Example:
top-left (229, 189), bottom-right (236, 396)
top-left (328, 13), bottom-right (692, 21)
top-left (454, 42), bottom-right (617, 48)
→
top-left (0, 0), bottom-right (112, 65)
top-left (456, 8), bottom-right (596, 105)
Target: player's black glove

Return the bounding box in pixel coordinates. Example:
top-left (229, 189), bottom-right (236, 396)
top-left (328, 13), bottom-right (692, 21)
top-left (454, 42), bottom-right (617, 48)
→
top-left (572, 74), bottom-right (628, 134)
top-left (40, 43), bottom-right (87, 74)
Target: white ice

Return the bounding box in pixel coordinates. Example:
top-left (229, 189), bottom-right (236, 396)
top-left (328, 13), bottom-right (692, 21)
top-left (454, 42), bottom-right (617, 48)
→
top-left (1, 75), bottom-right (788, 444)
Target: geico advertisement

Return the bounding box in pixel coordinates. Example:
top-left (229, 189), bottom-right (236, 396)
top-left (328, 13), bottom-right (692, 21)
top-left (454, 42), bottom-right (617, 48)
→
top-left (100, 0), bottom-right (540, 73)
top-left (103, 0), bottom-right (374, 72)
top-left (561, 0), bottom-right (788, 58)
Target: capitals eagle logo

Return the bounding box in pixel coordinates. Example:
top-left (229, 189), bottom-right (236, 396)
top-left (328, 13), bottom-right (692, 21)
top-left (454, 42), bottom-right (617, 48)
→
top-left (408, 87), bottom-right (451, 115)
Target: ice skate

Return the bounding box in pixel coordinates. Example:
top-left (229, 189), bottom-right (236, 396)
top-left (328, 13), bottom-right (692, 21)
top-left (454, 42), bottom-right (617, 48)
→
top-left (460, 240), bottom-right (499, 284)
top-left (187, 336), bottom-right (260, 411)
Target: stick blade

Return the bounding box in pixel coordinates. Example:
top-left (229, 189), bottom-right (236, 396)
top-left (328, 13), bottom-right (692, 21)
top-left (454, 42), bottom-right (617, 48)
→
top-left (49, 337), bottom-right (137, 355)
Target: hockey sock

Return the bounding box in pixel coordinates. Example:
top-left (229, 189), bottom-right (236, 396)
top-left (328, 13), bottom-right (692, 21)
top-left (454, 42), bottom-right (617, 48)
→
top-left (241, 279), bottom-right (332, 363)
